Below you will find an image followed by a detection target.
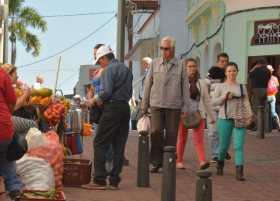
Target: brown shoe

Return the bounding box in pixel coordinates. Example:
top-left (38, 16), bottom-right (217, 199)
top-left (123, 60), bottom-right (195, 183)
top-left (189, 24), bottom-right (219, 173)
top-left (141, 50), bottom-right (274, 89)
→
top-left (81, 183), bottom-right (107, 190)
top-left (199, 162), bottom-right (210, 170)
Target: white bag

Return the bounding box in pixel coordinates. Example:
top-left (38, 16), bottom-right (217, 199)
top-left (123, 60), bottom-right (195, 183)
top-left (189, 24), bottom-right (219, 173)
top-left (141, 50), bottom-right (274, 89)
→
top-left (16, 155), bottom-right (55, 191)
top-left (137, 115), bottom-right (151, 134)
top-left (25, 128), bottom-right (47, 150)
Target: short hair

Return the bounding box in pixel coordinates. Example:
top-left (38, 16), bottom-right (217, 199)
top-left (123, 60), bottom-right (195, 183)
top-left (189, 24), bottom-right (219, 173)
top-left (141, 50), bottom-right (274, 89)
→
top-left (94, 44), bottom-right (104, 50)
top-left (225, 62), bottom-right (239, 71)
top-left (217, 53), bottom-right (229, 61)
top-left (103, 52), bottom-right (115, 61)
top-left (142, 57), bottom-right (152, 65)
top-left (1, 63), bottom-right (16, 75)
top-left (161, 36), bottom-right (176, 48)
top-left (252, 58), bottom-right (267, 67)
top-left (185, 58), bottom-right (197, 65)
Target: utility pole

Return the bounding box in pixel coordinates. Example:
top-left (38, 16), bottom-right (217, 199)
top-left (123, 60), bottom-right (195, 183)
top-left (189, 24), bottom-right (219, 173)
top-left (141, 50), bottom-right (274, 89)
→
top-left (54, 56), bottom-right (62, 93)
top-left (116, 0), bottom-right (126, 62)
top-left (3, 0), bottom-right (9, 63)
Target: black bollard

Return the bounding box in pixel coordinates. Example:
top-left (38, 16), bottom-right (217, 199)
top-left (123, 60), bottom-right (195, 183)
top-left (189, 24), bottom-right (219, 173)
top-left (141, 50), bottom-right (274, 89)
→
top-left (195, 170), bottom-right (212, 201)
top-left (257, 106), bottom-right (265, 139)
top-left (137, 131), bottom-right (150, 187)
top-left (161, 146), bottom-right (176, 201)
top-left (264, 102), bottom-right (272, 133)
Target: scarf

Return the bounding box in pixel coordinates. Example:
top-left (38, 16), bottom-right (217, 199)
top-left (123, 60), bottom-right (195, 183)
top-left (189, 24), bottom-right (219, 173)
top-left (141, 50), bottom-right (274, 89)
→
top-left (189, 72), bottom-right (200, 100)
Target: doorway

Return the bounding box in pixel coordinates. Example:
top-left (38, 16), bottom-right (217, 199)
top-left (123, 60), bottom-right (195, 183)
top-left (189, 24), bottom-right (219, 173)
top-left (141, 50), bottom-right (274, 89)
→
top-left (248, 55), bottom-right (280, 76)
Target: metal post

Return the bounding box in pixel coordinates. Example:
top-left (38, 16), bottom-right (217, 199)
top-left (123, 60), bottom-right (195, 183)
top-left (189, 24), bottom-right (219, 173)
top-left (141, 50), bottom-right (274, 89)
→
top-left (264, 101), bottom-right (272, 133)
top-left (137, 132), bottom-right (150, 187)
top-left (161, 146), bottom-right (176, 201)
top-left (116, 0), bottom-right (125, 62)
top-left (54, 56), bottom-right (62, 93)
top-left (3, 0), bottom-right (9, 63)
top-left (195, 170), bottom-right (212, 201)
top-left (257, 106), bottom-right (265, 139)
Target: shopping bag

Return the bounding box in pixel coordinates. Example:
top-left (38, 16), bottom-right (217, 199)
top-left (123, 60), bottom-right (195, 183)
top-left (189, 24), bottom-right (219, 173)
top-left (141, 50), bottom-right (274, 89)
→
top-left (137, 115), bottom-right (151, 135)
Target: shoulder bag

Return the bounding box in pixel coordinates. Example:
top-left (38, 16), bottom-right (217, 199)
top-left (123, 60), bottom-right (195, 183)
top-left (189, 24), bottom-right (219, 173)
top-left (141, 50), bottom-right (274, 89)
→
top-left (182, 81), bottom-right (202, 129)
top-left (225, 84), bottom-right (253, 128)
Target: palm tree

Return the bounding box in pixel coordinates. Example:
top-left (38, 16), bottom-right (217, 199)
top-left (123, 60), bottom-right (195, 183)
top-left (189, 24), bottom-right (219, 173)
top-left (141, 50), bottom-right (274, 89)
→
top-left (9, 0), bottom-right (47, 65)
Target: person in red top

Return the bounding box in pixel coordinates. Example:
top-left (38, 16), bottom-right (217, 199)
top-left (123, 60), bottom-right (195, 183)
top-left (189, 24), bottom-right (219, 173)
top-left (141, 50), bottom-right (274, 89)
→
top-left (0, 64), bottom-right (22, 200)
top-left (266, 65), bottom-right (280, 130)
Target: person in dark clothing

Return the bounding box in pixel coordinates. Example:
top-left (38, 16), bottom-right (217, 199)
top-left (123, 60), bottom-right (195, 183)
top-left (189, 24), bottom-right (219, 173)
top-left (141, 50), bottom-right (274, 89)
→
top-left (249, 59), bottom-right (271, 114)
top-left (85, 45), bottom-right (133, 190)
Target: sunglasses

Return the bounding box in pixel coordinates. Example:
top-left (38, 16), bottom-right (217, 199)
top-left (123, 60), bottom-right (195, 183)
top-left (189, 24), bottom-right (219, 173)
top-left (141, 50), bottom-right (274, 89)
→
top-left (160, 47), bottom-right (171, 51)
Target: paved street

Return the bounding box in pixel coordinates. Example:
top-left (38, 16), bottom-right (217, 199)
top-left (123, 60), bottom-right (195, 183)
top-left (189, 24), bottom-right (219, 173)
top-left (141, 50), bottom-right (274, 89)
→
top-left (63, 130), bottom-right (280, 201)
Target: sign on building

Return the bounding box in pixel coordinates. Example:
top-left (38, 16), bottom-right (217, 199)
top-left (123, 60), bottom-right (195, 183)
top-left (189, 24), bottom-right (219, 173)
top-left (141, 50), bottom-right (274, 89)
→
top-left (251, 19), bottom-right (280, 45)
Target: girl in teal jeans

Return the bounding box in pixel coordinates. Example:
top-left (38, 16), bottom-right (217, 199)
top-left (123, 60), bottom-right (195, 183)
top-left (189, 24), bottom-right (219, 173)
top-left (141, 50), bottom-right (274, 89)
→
top-left (212, 62), bottom-right (253, 181)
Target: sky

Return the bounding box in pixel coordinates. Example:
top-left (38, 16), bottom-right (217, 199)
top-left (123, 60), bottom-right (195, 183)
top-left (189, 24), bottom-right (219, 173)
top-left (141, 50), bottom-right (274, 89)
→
top-left (16, 0), bottom-right (117, 95)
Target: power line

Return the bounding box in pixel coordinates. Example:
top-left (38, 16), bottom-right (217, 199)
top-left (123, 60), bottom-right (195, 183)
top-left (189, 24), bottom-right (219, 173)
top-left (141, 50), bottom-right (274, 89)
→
top-left (42, 11), bottom-right (115, 18)
top-left (57, 72), bottom-right (78, 88)
top-left (18, 14), bottom-right (117, 69)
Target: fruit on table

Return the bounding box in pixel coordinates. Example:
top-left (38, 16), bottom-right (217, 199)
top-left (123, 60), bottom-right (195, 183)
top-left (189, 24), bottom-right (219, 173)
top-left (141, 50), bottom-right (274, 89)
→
top-left (40, 97), bottom-right (51, 106)
top-left (31, 88), bottom-right (52, 98)
top-left (44, 102), bottom-right (66, 126)
top-left (30, 96), bottom-right (41, 104)
top-left (15, 88), bottom-right (23, 97)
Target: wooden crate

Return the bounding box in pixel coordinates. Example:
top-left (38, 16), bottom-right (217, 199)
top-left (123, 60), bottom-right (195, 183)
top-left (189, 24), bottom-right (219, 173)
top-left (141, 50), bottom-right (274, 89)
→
top-left (63, 159), bottom-right (91, 187)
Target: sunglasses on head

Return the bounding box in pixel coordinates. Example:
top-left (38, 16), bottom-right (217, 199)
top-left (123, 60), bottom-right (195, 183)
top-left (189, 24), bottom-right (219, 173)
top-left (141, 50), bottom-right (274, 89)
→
top-left (160, 47), bottom-right (171, 51)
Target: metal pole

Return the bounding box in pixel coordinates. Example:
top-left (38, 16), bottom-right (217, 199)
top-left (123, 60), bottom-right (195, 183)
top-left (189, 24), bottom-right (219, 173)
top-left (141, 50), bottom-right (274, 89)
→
top-left (137, 132), bottom-right (150, 187)
top-left (54, 56), bottom-right (62, 93)
top-left (3, 0), bottom-right (9, 63)
top-left (257, 106), bottom-right (265, 139)
top-left (161, 146), bottom-right (176, 201)
top-left (116, 0), bottom-right (125, 62)
top-left (195, 170), bottom-right (212, 201)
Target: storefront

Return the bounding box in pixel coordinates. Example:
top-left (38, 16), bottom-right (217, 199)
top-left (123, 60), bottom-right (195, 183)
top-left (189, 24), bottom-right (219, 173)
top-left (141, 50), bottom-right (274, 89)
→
top-left (224, 6), bottom-right (280, 82)
top-left (184, 1), bottom-right (280, 81)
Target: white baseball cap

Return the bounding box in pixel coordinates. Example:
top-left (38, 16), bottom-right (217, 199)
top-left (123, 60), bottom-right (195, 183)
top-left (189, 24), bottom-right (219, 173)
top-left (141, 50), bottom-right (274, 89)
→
top-left (93, 45), bottom-right (113, 65)
top-left (73, 94), bottom-right (81, 99)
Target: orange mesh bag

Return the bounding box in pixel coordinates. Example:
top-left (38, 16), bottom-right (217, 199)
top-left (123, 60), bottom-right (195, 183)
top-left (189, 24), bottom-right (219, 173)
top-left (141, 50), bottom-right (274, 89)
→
top-left (27, 131), bottom-right (64, 190)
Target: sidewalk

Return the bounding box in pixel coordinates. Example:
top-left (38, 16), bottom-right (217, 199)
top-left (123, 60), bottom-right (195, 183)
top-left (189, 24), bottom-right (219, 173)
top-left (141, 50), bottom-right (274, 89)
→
top-left (0, 130), bottom-right (279, 201)
top-left (64, 130), bottom-right (280, 201)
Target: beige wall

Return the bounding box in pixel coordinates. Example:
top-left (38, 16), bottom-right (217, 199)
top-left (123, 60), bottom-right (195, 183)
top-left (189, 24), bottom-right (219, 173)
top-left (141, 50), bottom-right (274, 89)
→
top-left (225, 0), bottom-right (280, 13)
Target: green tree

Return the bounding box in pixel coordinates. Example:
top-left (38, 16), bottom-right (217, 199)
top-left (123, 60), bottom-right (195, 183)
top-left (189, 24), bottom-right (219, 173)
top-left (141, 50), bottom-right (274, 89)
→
top-left (9, 0), bottom-right (47, 65)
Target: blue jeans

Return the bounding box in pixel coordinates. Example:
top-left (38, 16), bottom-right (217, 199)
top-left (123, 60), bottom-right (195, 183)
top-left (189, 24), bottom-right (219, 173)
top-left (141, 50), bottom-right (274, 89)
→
top-left (267, 95), bottom-right (279, 118)
top-left (207, 112), bottom-right (219, 158)
top-left (0, 140), bottom-right (22, 192)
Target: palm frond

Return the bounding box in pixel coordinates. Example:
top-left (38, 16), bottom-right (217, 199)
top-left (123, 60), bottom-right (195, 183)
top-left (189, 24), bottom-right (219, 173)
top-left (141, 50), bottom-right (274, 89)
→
top-left (14, 22), bottom-right (27, 40)
top-left (19, 7), bottom-right (47, 32)
top-left (9, 0), bottom-right (25, 15)
top-left (19, 31), bottom-right (41, 56)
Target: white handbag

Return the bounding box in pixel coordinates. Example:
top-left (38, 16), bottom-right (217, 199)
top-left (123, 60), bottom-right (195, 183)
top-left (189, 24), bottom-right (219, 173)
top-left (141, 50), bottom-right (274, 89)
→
top-left (137, 115), bottom-right (151, 135)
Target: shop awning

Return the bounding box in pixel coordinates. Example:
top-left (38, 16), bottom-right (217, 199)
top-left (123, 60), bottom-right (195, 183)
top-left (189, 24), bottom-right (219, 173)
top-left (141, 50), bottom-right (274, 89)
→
top-left (131, 0), bottom-right (159, 10)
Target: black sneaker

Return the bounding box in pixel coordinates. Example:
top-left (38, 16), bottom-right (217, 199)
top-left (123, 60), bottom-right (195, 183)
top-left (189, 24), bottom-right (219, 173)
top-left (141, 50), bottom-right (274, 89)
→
top-left (8, 190), bottom-right (21, 200)
top-left (225, 152), bottom-right (231, 160)
top-left (150, 165), bottom-right (162, 173)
